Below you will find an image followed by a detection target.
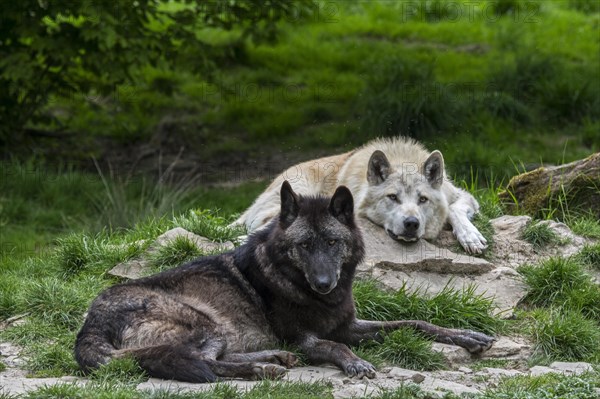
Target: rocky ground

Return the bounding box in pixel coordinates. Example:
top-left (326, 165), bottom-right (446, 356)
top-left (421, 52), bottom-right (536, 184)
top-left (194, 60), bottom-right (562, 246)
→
top-left (1, 215), bottom-right (598, 397)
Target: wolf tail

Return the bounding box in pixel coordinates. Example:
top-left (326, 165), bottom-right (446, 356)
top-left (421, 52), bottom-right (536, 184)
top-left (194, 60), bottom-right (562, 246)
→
top-left (74, 324), bottom-right (217, 382)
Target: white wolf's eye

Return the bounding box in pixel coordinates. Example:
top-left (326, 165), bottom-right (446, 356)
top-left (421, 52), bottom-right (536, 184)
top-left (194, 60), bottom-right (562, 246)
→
top-left (328, 239), bottom-right (337, 246)
top-left (387, 194), bottom-right (398, 201)
top-left (419, 196), bottom-right (428, 204)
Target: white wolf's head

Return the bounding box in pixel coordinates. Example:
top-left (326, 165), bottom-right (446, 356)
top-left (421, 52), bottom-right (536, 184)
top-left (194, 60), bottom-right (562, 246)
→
top-left (360, 150), bottom-right (449, 242)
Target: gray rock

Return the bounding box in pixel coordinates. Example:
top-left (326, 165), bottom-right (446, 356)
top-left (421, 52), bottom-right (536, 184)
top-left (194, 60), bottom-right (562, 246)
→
top-left (549, 362), bottom-right (594, 375)
top-left (458, 367), bottom-right (473, 374)
top-left (421, 376), bottom-right (481, 396)
top-left (481, 337), bottom-right (532, 361)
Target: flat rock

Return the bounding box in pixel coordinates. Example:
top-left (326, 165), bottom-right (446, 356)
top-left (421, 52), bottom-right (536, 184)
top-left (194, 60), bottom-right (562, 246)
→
top-left (359, 219), bottom-right (493, 275)
top-left (137, 378), bottom-right (258, 394)
top-left (481, 336), bottom-right (532, 361)
top-left (0, 376), bottom-right (86, 395)
top-left (491, 215), bottom-right (589, 269)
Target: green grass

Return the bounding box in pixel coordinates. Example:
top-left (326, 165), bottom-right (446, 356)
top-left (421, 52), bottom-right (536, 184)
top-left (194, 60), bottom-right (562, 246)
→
top-left (569, 215), bottom-right (600, 239)
top-left (517, 254), bottom-right (600, 365)
top-left (525, 308), bottom-right (600, 363)
top-left (518, 257), bottom-right (600, 320)
top-left (521, 221), bottom-right (565, 250)
top-left (353, 280), bottom-right (503, 336)
top-left (357, 329), bottom-right (445, 371)
top-left (149, 235), bottom-right (203, 272)
top-left (173, 209), bottom-right (245, 243)
top-left (478, 371), bottom-right (600, 399)
top-left (575, 243), bottom-right (600, 270)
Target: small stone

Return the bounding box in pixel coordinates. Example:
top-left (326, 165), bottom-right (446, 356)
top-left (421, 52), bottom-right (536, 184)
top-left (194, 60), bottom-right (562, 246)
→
top-left (481, 367), bottom-right (523, 377)
top-left (458, 367), bottom-right (473, 374)
top-left (529, 366), bottom-right (555, 376)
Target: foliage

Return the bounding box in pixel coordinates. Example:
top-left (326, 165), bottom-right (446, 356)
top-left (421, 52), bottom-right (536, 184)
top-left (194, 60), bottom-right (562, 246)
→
top-left (0, 0), bottom-right (314, 142)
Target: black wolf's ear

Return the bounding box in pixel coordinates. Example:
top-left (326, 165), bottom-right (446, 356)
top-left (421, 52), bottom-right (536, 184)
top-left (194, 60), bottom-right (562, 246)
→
top-left (280, 181), bottom-right (299, 227)
top-left (329, 186), bottom-right (354, 225)
top-left (423, 150), bottom-right (444, 189)
top-left (367, 150), bottom-right (391, 186)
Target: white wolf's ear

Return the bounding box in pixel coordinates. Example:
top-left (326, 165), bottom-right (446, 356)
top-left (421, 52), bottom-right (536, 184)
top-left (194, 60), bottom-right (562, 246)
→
top-left (329, 186), bottom-right (354, 225)
top-left (280, 181), bottom-right (299, 227)
top-left (423, 150), bottom-right (444, 189)
top-left (367, 150), bottom-right (391, 186)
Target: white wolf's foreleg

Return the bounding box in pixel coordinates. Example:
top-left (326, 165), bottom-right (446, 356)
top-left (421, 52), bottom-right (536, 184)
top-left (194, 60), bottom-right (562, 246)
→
top-left (444, 185), bottom-right (487, 254)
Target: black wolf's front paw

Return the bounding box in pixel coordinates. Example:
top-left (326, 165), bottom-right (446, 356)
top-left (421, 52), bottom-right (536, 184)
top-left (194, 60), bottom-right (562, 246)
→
top-left (343, 359), bottom-right (376, 379)
top-left (251, 363), bottom-right (288, 380)
top-left (445, 329), bottom-right (495, 354)
top-left (270, 350), bottom-right (298, 368)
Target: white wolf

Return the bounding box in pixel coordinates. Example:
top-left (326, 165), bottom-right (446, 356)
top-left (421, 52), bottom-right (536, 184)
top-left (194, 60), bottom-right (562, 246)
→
top-left (234, 137), bottom-right (487, 254)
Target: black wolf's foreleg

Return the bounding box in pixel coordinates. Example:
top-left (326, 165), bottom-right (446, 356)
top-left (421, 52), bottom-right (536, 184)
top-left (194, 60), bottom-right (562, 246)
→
top-left (340, 319), bottom-right (495, 354)
top-left (298, 334), bottom-right (376, 378)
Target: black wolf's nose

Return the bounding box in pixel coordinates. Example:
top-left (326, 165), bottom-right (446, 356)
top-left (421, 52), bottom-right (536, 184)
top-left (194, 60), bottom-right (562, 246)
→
top-left (404, 217), bottom-right (420, 232)
top-left (314, 277), bottom-right (334, 294)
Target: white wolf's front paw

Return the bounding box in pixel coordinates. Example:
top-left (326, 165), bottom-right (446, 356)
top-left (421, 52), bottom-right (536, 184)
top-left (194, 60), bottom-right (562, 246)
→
top-left (455, 227), bottom-right (487, 254)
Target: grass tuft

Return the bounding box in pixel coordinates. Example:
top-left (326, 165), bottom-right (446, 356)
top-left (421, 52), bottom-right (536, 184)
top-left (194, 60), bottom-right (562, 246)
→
top-left (15, 275), bottom-right (102, 329)
top-left (173, 209), bottom-right (244, 243)
top-left (521, 222), bottom-right (564, 250)
top-left (149, 235), bottom-right (202, 272)
top-left (574, 243), bottom-right (600, 270)
top-left (569, 215), bottom-right (600, 239)
top-left (518, 257), bottom-right (600, 320)
top-left (89, 357), bottom-right (148, 385)
top-left (526, 308), bottom-right (600, 363)
top-left (358, 329), bottom-right (445, 371)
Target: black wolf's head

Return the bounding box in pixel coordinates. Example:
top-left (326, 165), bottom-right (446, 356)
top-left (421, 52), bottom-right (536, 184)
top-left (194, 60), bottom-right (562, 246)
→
top-left (271, 181), bottom-right (364, 295)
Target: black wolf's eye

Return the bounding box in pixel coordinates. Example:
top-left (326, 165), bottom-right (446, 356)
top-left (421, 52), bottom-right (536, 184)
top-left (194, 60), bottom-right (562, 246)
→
top-left (419, 196), bottom-right (428, 204)
top-left (328, 239), bottom-right (337, 246)
top-left (300, 242), bottom-right (309, 249)
top-left (387, 194), bottom-right (398, 201)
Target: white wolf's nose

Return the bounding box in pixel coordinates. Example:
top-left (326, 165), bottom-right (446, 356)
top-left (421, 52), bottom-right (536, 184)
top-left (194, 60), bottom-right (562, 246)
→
top-left (404, 216), bottom-right (420, 233)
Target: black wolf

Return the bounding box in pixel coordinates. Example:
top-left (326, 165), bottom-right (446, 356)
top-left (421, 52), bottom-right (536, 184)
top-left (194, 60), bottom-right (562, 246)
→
top-left (75, 182), bottom-right (494, 382)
